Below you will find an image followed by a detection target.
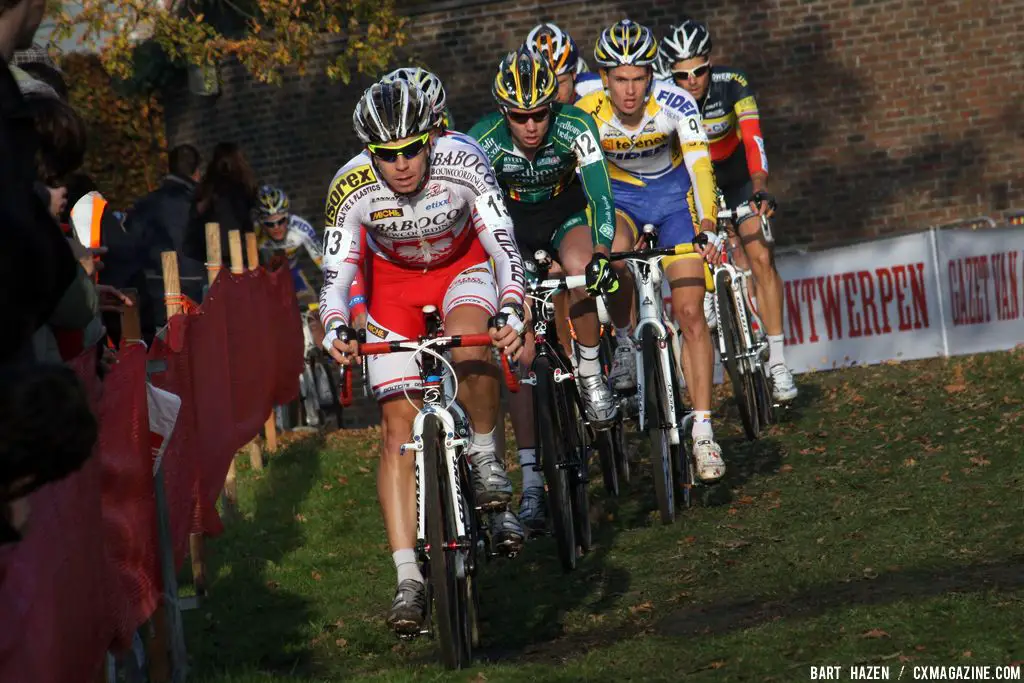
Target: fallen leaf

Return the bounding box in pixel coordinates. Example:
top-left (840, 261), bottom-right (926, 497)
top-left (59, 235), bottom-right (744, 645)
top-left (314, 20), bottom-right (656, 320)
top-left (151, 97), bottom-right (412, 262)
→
top-left (266, 580), bottom-right (279, 589)
top-left (322, 483), bottom-right (333, 491)
top-left (863, 567), bottom-right (878, 579)
top-left (736, 496), bottom-right (755, 505)
top-left (963, 650), bottom-right (972, 658)
top-left (717, 540), bottom-right (751, 550)
top-left (311, 571), bottom-right (322, 581)
top-left (684, 535), bottom-right (697, 544)
top-left (630, 601), bottom-right (654, 614)
top-left (295, 513), bottom-right (307, 523)
top-left (469, 673), bottom-right (488, 683)
top-left (336, 638), bottom-right (347, 648)
top-left (337, 476), bottom-right (348, 485)
top-left (358, 466), bottom-right (371, 474)
top-left (940, 471), bottom-right (952, 483)
top-left (727, 507), bottom-right (738, 516)
top-left (945, 383), bottom-right (967, 394)
top-left (861, 628), bottom-right (890, 639)
top-left (969, 456), bottom-right (991, 467)
top-left (904, 458), bottom-right (917, 467)
top-left (779, 464), bottom-right (793, 473)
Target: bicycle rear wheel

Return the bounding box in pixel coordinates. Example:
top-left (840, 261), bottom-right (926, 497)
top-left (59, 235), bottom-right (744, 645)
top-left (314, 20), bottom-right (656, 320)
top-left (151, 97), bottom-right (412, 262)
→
top-left (641, 327), bottom-right (676, 525)
top-left (423, 415), bottom-right (470, 669)
top-left (534, 355), bottom-right (577, 572)
top-left (716, 273), bottom-right (759, 440)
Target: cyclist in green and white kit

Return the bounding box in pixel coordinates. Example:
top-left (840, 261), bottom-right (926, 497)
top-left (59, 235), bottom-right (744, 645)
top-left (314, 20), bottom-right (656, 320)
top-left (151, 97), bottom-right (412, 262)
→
top-left (468, 47), bottom-right (636, 530)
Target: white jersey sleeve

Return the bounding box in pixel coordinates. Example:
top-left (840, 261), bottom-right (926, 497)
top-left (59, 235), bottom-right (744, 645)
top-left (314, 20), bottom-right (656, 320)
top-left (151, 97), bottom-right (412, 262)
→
top-left (652, 82), bottom-right (718, 222)
top-left (319, 155), bottom-right (379, 332)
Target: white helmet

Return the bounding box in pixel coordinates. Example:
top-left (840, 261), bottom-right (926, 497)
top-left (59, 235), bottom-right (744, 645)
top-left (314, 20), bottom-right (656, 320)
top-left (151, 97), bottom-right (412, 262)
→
top-left (382, 67), bottom-right (448, 128)
top-left (525, 22), bottom-right (581, 77)
top-left (352, 79), bottom-right (433, 145)
top-left (659, 19), bottom-right (713, 65)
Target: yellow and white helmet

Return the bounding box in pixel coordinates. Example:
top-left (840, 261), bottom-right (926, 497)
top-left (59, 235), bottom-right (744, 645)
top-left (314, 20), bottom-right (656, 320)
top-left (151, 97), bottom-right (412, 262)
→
top-left (492, 46), bottom-right (559, 111)
top-left (594, 19), bottom-right (659, 69)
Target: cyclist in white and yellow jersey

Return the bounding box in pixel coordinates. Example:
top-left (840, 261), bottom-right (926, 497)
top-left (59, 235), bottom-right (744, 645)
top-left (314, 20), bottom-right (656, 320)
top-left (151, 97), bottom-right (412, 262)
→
top-left (524, 22), bottom-right (602, 104)
top-left (576, 19), bottom-right (726, 482)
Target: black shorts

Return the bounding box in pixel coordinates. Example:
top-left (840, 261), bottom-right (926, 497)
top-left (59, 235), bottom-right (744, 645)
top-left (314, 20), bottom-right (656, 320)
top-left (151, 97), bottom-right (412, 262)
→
top-left (505, 177), bottom-right (588, 258)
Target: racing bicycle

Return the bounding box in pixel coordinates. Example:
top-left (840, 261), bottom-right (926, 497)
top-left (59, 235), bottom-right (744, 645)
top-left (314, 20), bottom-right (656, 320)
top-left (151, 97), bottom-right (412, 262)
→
top-left (521, 253), bottom-right (595, 572)
top-left (338, 307), bottom-right (519, 670)
top-left (608, 230), bottom-right (711, 522)
top-left (710, 200), bottom-right (776, 440)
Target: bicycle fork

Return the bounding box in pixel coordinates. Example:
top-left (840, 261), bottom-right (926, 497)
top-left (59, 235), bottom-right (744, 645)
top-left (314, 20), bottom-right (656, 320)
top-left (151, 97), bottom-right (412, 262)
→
top-left (633, 263), bottom-right (681, 447)
top-left (402, 405), bottom-right (472, 577)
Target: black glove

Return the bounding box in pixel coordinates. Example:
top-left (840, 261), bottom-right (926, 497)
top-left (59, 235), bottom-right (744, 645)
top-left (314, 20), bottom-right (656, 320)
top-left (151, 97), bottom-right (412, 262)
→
top-left (584, 253), bottom-right (619, 297)
top-left (749, 190), bottom-right (777, 213)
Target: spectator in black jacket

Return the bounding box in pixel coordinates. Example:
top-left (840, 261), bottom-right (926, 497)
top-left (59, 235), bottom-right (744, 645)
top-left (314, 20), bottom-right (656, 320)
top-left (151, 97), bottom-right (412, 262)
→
top-left (126, 144), bottom-right (204, 341)
top-left (0, 0), bottom-right (79, 368)
top-left (183, 141), bottom-right (258, 269)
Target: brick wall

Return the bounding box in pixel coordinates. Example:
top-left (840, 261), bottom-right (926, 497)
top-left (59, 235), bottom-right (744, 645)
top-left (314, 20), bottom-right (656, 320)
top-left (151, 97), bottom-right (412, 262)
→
top-left (163, 0), bottom-right (1024, 248)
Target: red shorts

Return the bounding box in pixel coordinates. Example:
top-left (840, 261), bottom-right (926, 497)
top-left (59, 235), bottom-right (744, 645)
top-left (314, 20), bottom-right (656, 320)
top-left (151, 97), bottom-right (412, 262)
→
top-left (363, 238), bottom-right (498, 400)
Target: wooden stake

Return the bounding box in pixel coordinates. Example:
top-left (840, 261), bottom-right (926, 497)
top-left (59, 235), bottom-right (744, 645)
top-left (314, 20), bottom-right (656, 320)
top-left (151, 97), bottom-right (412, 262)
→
top-left (204, 223), bottom-right (221, 287)
top-left (245, 233), bottom-right (279, 457)
top-left (120, 288), bottom-right (142, 347)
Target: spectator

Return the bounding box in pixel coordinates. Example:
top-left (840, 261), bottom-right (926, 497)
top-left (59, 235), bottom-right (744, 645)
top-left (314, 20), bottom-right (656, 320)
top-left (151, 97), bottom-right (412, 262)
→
top-left (0, 0), bottom-right (81, 368)
top-left (11, 41), bottom-right (67, 99)
top-left (183, 141), bottom-right (258, 270)
top-left (126, 144), bottom-right (205, 341)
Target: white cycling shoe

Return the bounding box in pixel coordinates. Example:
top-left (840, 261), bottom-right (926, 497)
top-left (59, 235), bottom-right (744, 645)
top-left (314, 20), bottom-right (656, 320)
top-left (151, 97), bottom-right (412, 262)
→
top-left (609, 343), bottom-right (637, 392)
top-left (769, 363), bottom-right (798, 402)
top-left (693, 439), bottom-right (726, 483)
top-left (703, 291), bottom-right (717, 330)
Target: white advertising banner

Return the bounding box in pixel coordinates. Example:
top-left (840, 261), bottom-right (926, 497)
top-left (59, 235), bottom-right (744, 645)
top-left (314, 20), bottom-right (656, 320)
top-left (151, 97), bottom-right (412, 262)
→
top-left (934, 226), bottom-right (1024, 356)
top-left (775, 231), bottom-right (947, 374)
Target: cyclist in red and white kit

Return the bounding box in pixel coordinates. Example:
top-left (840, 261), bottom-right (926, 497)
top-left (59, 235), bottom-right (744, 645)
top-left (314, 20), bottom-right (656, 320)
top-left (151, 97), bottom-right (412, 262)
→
top-left (319, 79), bottom-right (527, 634)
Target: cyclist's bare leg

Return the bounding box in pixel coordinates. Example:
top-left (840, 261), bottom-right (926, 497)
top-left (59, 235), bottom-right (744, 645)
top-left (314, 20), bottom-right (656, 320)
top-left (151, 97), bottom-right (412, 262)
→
top-left (665, 258), bottom-right (714, 413)
top-left (444, 303), bottom-right (500, 434)
top-left (736, 215), bottom-right (782, 337)
top-left (378, 395), bottom-right (422, 552)
top-left (557, 225), bottom-right (600, 347)
top-left (607, 215), bottom-right (636, 328)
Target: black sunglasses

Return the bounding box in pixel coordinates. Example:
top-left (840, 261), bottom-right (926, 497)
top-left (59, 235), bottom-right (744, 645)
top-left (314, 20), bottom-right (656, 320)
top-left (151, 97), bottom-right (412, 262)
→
top-left (505, 108), bottom-right (551, 125)
top-left (672, 63), bottom-right (711, 81)
top-left (368, 133), bottom-right (431, 163)
top-left (262, 216), bottom-right (288, 228)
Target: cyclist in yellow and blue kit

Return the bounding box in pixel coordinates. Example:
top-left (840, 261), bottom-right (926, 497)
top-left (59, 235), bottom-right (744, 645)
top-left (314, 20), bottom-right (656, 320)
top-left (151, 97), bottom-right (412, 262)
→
top-left (576, 19), bottom-right (726, 482)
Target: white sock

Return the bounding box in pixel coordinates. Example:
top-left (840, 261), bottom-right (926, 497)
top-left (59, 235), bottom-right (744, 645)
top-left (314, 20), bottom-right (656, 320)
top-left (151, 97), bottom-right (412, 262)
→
top-left (577, 343), bottom-right (601, 377)
top-left (518, 448), bottom-right (543, 489)
top-left (767, 334), bottom-right (786, 368)
top-left (691, 410), bottom-right (713, 441)
top-left (470, 427), bottom-right (495, 454)
top-left (615, 327), bottom-right (632, 347)
top-left (393, 548), bottom-right (423, 585)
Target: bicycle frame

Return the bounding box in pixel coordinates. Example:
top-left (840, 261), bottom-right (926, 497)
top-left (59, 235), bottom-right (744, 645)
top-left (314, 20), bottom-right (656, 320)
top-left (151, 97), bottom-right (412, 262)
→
top-left (711, 207), bottom-right (771, 375)
top-left (625, 253), bottom-right (681, 447)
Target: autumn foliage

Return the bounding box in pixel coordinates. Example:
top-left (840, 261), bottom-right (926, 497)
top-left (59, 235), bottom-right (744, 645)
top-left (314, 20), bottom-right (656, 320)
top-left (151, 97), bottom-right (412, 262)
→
top-left (61, 52), bottom-right (167, 210)
top-left (49, 0), bottom-right (407, 86)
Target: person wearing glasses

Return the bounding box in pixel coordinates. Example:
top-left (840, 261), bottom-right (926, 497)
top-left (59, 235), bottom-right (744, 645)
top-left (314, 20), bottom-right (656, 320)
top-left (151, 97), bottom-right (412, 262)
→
top-left (467, 47), bottom-right (634, 530)
top-left (319, 79), bottom-right (528, 634)
top-left (576, 19), bottom-right (726, 483)
top-left (256, 185), bottom-right (324, 304)
top-left (659, 18), bottom-right (797, 403)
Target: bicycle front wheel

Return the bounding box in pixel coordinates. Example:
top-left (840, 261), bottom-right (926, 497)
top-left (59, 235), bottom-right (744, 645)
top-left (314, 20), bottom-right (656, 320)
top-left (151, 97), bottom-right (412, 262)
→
top-left (716, 272), bottom-right (759, 440)
top-left (641, 326), bottom-right (676, 525)
top-left (423, 414), bottom-right (470, 669)
top-left (561, 381), bottom-right (591, 555)
top-left (534, 355), bottom-right (577, 572)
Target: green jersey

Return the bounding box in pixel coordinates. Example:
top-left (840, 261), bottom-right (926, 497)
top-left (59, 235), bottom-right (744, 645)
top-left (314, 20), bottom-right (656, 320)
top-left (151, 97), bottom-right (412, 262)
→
top-left (468, 103), bottom-right (616, 247)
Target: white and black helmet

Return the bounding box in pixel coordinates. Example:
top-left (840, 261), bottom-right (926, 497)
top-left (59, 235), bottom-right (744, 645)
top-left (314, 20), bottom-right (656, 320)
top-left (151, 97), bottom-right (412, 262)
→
top-left (659, 19), bottom-right (713, 64)
top-left (352, 79), bottom-right (434, 145)
top-left (382, 67), bottom-right (448, 127)
top-left (593, 19), bottom-right (659, 69)
top-left (525, 22), bottom-right (581, 77)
